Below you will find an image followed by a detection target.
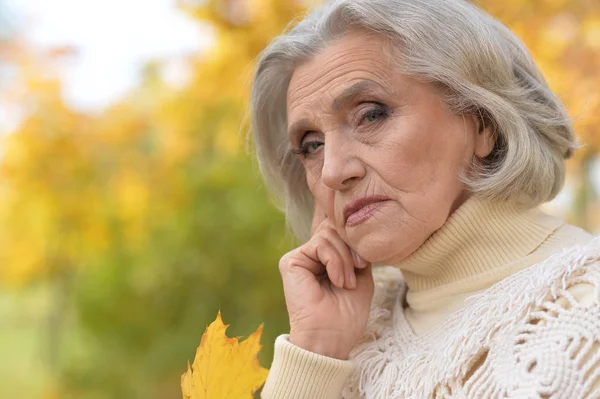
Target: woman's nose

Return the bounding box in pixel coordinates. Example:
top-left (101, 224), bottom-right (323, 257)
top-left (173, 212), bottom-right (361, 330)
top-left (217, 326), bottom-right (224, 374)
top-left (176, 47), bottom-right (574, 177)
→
top-left (321, 137), bottom-right (366, 190)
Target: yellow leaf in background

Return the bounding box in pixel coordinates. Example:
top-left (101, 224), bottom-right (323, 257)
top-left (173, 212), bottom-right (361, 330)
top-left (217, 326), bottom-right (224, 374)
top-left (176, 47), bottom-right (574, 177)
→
top-left (181, 312), bottom-right (269, 399)
top-left (583, 17), bottom-right (600, 50)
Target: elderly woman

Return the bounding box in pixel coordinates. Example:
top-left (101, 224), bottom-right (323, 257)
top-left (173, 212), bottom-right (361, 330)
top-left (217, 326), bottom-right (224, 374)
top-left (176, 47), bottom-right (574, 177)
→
top-left (250, 0), bottom-right (600, 398)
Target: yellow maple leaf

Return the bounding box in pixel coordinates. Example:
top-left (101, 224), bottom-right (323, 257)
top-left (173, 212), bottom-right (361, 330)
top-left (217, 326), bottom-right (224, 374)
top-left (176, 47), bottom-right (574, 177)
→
top-left (181, 312), bottom-right (269, 399)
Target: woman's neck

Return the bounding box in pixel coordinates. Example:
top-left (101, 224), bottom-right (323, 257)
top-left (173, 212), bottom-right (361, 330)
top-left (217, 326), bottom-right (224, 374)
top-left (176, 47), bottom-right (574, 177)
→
top-left (393, 196), bottom-right (563, 293)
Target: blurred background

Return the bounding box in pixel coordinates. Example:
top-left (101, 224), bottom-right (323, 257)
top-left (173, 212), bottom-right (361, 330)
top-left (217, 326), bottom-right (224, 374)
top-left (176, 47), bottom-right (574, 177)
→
top-left (0, 0), bottom-right (598, 398)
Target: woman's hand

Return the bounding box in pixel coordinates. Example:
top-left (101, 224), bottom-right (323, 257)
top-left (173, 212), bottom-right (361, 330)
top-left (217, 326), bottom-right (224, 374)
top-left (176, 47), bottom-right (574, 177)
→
top-left (278, 204), bottom-right (375, 360)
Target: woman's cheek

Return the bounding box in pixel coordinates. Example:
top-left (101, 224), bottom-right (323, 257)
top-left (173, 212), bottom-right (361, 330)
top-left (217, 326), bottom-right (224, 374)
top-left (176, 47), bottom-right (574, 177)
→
top-left (305, 169), bottom-right (319, 196)
top-left (306, 171), bottom-right (338, 221)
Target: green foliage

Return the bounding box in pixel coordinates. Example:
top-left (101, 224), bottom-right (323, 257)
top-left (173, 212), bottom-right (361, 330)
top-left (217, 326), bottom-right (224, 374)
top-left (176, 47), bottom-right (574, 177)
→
top-left (62, 154), bottom-right (290, 399)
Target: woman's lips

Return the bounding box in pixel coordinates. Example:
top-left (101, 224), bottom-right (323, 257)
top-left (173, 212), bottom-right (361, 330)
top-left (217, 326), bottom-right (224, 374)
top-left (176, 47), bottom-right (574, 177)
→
top-left (344, 196), bottom-right (391, 227)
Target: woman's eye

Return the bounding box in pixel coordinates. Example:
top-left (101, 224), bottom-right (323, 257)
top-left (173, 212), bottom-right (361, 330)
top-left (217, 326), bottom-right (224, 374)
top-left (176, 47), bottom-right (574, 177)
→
top-left (294, 140), bottom-right (323, 158)
top-left (366, 110), bottom-right (383, 122)
top-left (304, 141), bottom-right (323, 155)
top-left (359, 104), bottom-right (389, 125)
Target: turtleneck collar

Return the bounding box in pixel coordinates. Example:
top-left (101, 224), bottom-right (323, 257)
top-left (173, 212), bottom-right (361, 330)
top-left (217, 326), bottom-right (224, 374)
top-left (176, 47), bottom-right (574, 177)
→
top-left (394, 195), bottom-right (562, 294)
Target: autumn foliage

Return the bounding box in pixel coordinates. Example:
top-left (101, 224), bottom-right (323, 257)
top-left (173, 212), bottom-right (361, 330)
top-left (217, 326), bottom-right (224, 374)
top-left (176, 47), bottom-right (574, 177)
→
top-left (181, 312), bottom-right (268, 399)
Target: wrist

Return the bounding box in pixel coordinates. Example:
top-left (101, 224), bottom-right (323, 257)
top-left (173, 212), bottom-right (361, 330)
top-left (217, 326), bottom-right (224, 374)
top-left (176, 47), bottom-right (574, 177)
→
top-left (289, 332), bottom-right (351, 360)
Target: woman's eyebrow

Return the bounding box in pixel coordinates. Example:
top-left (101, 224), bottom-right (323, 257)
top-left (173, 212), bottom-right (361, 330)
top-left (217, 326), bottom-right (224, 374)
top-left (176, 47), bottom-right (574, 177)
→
top-left (287, 118), bottom-right (316, 145)
top-left (332, 80), bottom-right (385, 111)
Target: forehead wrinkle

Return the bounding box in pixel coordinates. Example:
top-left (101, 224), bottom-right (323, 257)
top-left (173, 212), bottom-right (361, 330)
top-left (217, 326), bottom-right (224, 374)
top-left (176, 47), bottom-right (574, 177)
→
top-left (288, 67), bottom-right (394, 119)
top-left (319, 45), bottom-right (384, 72)
top-left (287, 42), bottom-right (397, 109)
top-left (289, 60), bottom-right (393, 107)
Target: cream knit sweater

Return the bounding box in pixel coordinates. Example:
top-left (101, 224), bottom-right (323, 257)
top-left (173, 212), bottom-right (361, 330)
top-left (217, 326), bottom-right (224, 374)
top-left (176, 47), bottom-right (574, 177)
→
top-left (261, 196), bottom-right (600, 398)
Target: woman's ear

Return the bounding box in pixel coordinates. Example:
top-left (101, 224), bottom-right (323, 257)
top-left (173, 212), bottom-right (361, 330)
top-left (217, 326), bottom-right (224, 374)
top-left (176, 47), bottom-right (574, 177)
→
top-left (473, 113), bottom-right (496, 159)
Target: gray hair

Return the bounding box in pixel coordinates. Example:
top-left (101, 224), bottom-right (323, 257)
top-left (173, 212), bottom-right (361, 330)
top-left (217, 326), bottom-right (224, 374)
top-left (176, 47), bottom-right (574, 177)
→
top-left (250, 0), bottom-right (578, 242)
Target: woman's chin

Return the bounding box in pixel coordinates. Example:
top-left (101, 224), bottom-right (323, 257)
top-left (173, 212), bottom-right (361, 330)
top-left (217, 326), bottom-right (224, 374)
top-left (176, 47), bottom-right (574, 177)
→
top-left (347, 230), bottom-right (404, 265)
top-left (345, 218), bottom-right (422, 265)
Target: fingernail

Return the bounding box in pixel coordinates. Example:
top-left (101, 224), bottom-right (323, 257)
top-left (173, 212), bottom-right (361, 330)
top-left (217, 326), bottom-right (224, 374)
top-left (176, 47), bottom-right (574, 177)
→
top-left (337, 275), bottom-right (344, 288)
top-left (353, 252), bottom-right (366, 267)
top-left (356, 253), bottom-right (366, 265)
top-left (349, 272), bottom-right (356, 289)
top-left (352, 251), bottom-right (360, 266)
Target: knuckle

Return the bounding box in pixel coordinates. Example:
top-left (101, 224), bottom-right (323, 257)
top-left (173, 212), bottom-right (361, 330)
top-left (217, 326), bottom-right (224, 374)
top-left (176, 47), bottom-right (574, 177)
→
top-left (311, 236), bottom-right (330, 255)
top-left (313, 234), bottom-right (326, 246)
top-left (278, 249), bottom-right (297, 273)
top-left (311, 234), bottom-right (326, 246)
top-left (278, 257), bottom-right (288, 274)
top-left (321, 226), bottom-right (338, 239)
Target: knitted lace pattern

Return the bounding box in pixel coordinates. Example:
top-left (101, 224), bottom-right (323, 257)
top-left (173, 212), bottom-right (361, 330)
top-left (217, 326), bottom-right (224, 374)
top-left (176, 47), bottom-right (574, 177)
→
top-left (342, 238), bottom-right (600, 399)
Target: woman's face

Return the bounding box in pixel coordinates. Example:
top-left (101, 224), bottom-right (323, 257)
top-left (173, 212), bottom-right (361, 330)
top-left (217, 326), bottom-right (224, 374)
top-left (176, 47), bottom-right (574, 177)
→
top-left (286, 30), bottom-right (494, 265)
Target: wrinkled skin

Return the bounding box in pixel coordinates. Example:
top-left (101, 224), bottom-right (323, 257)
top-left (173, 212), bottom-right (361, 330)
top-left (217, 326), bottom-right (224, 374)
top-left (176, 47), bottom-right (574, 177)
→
top-left (277, 30), bottom-right (495, 359)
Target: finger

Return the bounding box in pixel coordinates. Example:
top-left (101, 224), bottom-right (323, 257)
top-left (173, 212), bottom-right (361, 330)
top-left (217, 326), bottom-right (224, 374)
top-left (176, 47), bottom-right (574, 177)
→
top-left (351, 250), bottom-right (369, 269)
top-left (279, 245), bottom-right (324, 277)
top-left (300, 237), bottom-right (345, 288)
top-left (311, 201), bottom-right (327, 236)
top-left (320, 227), bottom-right (357, 289)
